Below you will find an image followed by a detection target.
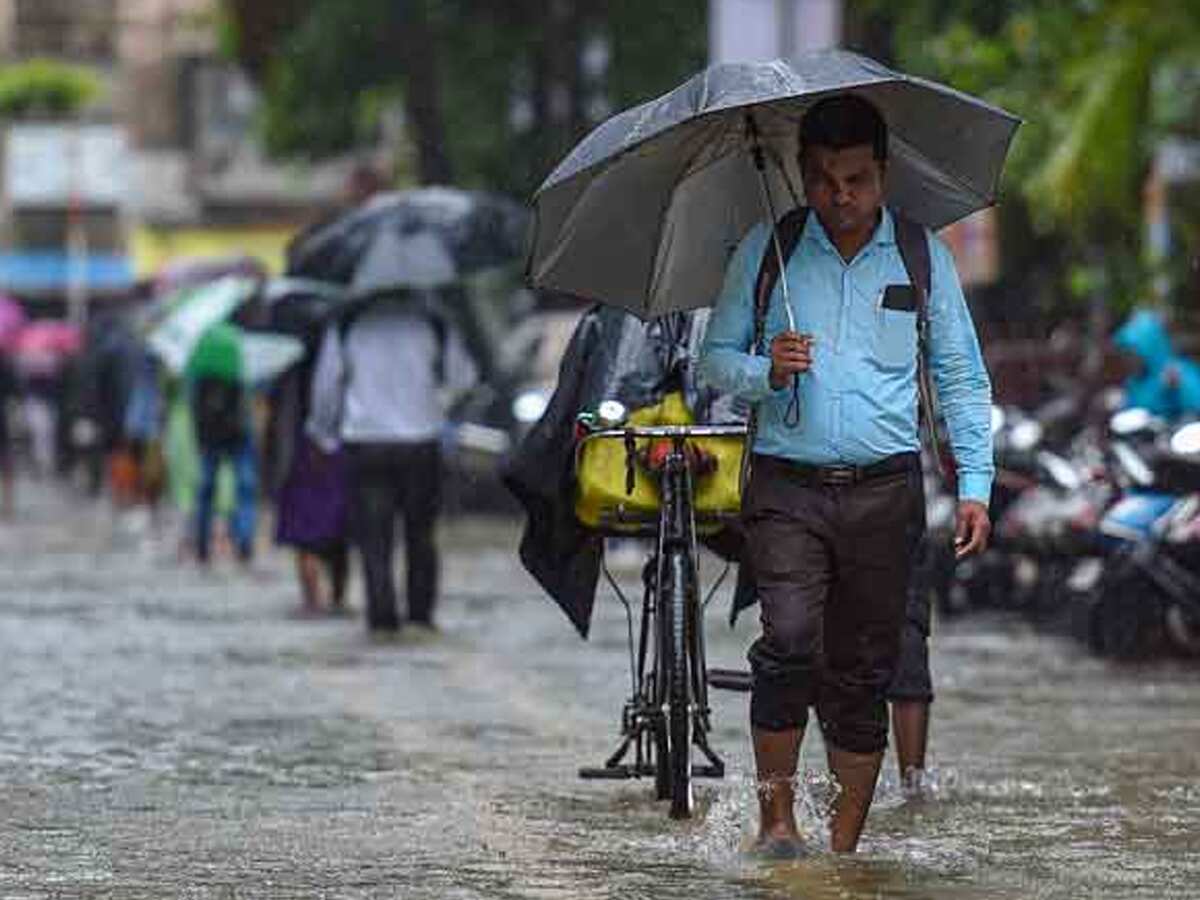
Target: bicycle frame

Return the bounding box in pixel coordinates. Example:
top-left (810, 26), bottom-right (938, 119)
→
top-left (579, 424), bottom-right (744, 816)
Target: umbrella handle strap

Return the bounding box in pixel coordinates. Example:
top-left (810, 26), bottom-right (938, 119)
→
top-left (784, 379), bottom-right (802, 428)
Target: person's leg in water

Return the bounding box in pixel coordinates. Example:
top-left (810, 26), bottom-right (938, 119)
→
top-left (294, 550), bottom-right (324, 615)
top-left (194, 447), bottom-right (221, 564)
top-left (323, 542), bottom-right (350, 613)
top-left (229, 437), bottom-right (259, 565)
top-left (400, 441), bottom-right (441, 628)
top-left (752, 726), bottom-right (804, 851)
top-left (744, 461), bottom-right (831, 856)
top-left (0, 454), bottom-right (13, 519)
top-left (891, 699), bottom-right (929, 787)
top-left (818, 462), bottom-right (925, 852)
top-left (888, 535), bottom-right (936, 792)
top-left (348, 445), bottom-right (402, 632)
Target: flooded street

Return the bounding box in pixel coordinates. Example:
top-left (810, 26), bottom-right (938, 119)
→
top-left (3, 481), bottom-right (1200, 899)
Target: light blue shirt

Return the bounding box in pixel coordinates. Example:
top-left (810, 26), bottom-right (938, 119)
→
top-left (699, 207), bottom-right (994, 503)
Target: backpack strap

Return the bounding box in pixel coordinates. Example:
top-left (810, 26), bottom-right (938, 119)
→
top-left (740, 207), bottom-right (809, 497)
top-left (751, 207), bottom-right (809, 356)
top-left (338, 293), bottom-right (448, 384)
top-left (893, 210), bottom-right (950, 481)
top-left (892, 211), bottom-right (931, 329)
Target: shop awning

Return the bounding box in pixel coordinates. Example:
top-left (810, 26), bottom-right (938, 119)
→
top-left (0, 252), bottom-right (134, 293)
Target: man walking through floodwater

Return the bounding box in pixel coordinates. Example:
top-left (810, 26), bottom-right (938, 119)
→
top-left (700, 94), bottom-right (993, 855)
top-left (308, 296), bottom-right (477, 633)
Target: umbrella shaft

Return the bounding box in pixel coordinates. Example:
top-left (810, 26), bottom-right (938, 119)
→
top-left (749, 136), bottom-right (797, 332)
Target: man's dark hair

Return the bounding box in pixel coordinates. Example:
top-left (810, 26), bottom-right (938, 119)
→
top-left (799, 94), bottom-right (888, 163)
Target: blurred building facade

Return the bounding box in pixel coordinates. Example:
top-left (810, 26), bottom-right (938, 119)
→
top-left (0, 0), bottom-right (369, 316)
top-left (709, 0), bottom-right (841, 63)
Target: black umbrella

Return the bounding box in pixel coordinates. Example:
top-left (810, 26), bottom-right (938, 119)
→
top-left (528, 50), bottom-right (1020, 320)
top-left (287, 186), bottom-right (530, 293)
top-left (260, 277), bottom-right (348, 337)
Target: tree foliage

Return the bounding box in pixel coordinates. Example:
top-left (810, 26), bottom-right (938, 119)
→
top-left (861, 0), bottom-right (1200, 314)
top-left (221, 0), bottom-right (706, 196)
top-left (0, 59), bottom-right (102, 118)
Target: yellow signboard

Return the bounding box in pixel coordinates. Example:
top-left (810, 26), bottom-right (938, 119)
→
top-left (131, 224), bottom-right (298, 278)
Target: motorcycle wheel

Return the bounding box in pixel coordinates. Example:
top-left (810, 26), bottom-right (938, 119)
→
top-left (1089, 567), bottom-right (1165, 660)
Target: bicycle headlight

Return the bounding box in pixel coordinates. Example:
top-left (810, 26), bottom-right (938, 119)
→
top-left (597, 400), bottom-right (628, 427)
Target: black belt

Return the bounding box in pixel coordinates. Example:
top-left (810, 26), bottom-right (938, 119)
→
top-left (753, 452), bottom-right (917, 487)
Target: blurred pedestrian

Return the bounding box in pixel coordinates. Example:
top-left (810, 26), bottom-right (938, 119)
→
top-left (308, 295), bottom-right (477, 633)
top-left (189, 324), bottom-right (258, 565)
top-left (121, 346), bottom-right (166, 512)
top-left (0, 350), bottom-right (16, 517)
top-left (700, 95), bottom-right (993, 854)
top-left (22, 370), bottom-right (61, 478)
top-left (886, 533), bottom-right (941, 794)
top-left (1113, 307), bottom-right (1200, 421)
top-left (266, 355), bottom-right (350, 617)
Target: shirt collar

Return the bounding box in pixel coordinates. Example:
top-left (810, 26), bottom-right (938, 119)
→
top-left (803, 206), bottom-right (895, 257)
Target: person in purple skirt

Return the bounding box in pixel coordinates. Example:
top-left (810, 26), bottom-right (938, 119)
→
top-left (268, 359), bottom-right (351, 616)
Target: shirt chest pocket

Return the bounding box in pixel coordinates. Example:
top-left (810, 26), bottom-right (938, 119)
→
top-left (874, 307), bottom-right (917, 370)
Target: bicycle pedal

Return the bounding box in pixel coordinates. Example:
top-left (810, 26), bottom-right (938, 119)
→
top-left (579, 765), bottom-right (636, 780)
top-left (707, 668), bottom-right (752, 692)
top-left (692, 763), bottom-right (725, 778)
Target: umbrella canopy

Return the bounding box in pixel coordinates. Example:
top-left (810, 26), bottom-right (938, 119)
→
top-left (529, 50), bottom-right (1020, 319)
top-left (0, 294), bottom-right (27, 350)
top-left (184, 322), bottom-right (304, 385)
top-left (146, 276), bottom-right (260, 374)
top-left (287, 186), bottom-right (529, 292)
top-left (261, 277), bottom-right (348, 336)
top-left (11, 320), bottom-right (82, 378)
top-left (154, 254), bottom-right (266, 298)
top-left (187, 322), bottom-right (243, 382)
top-left (239, 332), bottom-right (305, 384)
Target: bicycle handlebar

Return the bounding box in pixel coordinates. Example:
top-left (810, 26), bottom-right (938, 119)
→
top-left (581, 424), bottom-right (749, 440)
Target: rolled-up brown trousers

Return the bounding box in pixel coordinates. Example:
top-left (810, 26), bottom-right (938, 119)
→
top-left (743, 452), bottom-right (926, 754)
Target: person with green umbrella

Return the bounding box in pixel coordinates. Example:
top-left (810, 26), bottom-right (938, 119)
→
top-left (188, 322), bottom-right (258, 565)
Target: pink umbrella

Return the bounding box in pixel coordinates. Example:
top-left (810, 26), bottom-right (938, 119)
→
top-left (0, 294), bottom-right (27, 350)
top-left (12, 320), bottom-right (82, 378)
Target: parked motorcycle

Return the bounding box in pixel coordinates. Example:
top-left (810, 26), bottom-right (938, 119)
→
top-left (1082, 419), bottom-right (1200, 659)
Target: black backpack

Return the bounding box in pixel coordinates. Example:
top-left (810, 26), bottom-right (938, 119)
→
top-left (193, 376), bottom-right (246, 449)
top-left (750, 206), bottom-right (944, 467)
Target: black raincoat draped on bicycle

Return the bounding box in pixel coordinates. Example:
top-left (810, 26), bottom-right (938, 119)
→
top-left (502, 305), bottom-right (751, 638)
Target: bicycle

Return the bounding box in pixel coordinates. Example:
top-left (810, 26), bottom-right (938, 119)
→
top-left (574, 418), bottom-right (751, 819)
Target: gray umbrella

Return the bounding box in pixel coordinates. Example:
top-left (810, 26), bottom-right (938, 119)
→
top-left (528, 50), bottom-right (1020, 320)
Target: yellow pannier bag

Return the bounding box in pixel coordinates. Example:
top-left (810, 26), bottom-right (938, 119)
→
top-left (574, 392), bottom-right (745, 532)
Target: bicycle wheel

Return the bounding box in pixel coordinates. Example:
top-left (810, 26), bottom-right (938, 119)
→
top-left (653, 712), bottom-right (670, 801)
top-left (661, 545), bottom-right (694, 819)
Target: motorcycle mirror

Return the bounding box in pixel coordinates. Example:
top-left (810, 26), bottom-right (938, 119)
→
top-left (1111, 440), bottom-right (1155, 488)
top-left (1109, 407), bottom-right (1157, 437)
top-left (990, 405), bottom-right (1006, 436)
top-left (1010, 420), bottom-right (1044, 453)
top-left (1170, 422), bottom-right (1200, 455)
top-left (1037, 450), bottom-right (1082, 492)
top-left (1101, 387), bottom-right (1125, 413)
top-left (512, 388), bottom-right (551, 424)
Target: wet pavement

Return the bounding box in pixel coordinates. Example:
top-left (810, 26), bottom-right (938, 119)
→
top-left (3, 480), bottom-right (1200, 899)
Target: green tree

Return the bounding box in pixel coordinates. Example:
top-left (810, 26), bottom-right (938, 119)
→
top-left (221, 0), bottom-right (706, 196)
top-left (0, 59), bottom-right (101, 118)
top-left (862, 0), bottom-right (1200, 316)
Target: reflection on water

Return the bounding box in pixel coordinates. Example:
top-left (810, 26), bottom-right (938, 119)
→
top-left (2, 481), bottom-right (1199, 898)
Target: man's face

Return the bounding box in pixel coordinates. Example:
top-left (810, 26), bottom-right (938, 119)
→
top-left (801, 144), bottom-right (886, 237)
